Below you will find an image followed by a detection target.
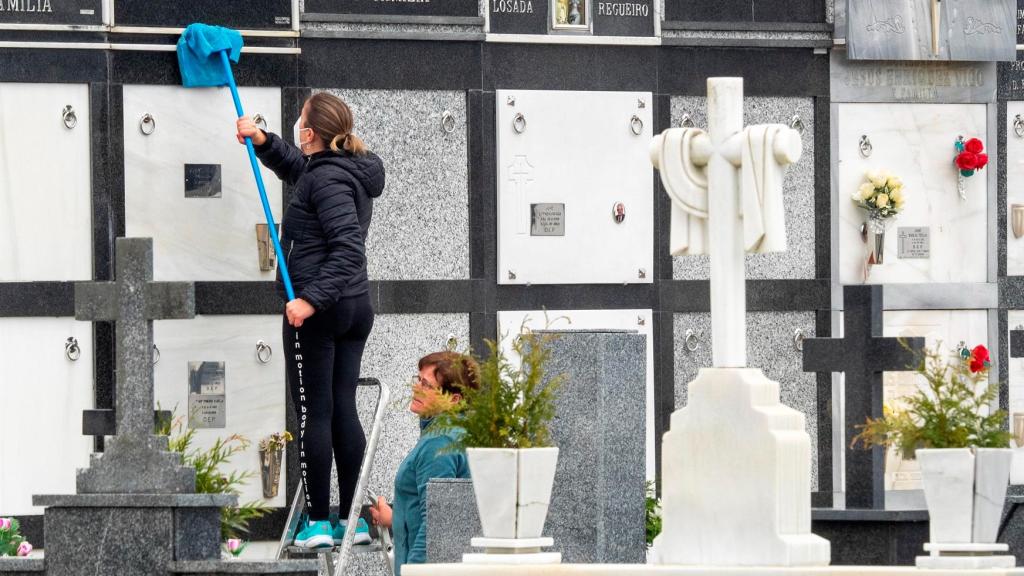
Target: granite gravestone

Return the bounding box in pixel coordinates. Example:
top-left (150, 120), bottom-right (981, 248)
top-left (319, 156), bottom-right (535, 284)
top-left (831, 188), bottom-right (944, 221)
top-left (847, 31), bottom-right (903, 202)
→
top-left (802, 285), bottom-right (925, 510)
top-left (114, 0), bottom-right (294, 29)
top-left (490, 0), bottom-right (547, 34)
top-left (305, 0), bottom-right (478, 17)
top-left (663, 0), bottom-right (824, 23)
top-left (0, 0), bottom-right (102, 26)
top-left (591, 0), bottom-right (654, 36)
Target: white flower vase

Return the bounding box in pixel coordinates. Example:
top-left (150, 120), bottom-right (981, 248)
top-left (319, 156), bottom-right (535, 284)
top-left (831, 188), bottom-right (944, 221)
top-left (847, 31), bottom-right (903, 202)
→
top-left (466, 447), bottom-right (559, 539)
top-left (918, 448), bottom-right (1013, 544)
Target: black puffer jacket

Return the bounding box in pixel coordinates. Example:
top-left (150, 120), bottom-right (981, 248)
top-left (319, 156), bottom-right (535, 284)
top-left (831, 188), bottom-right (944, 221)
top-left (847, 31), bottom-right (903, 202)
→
top-left (254, 131), bottom-right (385, 310)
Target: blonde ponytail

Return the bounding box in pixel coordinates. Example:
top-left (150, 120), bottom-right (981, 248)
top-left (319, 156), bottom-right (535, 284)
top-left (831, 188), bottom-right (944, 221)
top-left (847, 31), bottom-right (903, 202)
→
top-left (344, 133), bottom-right (367, 155)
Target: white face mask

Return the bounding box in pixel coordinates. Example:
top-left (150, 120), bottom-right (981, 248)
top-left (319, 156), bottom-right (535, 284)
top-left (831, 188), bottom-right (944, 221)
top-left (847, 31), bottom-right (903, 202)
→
top-left (293, 118), bottom-right (310, 150)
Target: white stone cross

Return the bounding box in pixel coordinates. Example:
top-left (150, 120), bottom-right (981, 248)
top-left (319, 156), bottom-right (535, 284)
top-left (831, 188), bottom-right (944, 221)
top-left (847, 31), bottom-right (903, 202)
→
top-left (651, 78), bottom-right (802, 368)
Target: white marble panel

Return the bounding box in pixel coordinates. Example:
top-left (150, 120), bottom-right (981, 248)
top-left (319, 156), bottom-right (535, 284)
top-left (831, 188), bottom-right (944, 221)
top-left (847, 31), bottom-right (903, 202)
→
top-left (0, 83), bottom-right (92, 281)
top-left (836, 103), bottom-right (988, 284)
top-left (153, 315), bottom-right (287, 507)
top-left (1006, 103), bottom-right (1024, 276)
top-left (881, 309), bottom-right (989, 506)
top-left (0, 318), bottom-right (94, 515)
top-left (495, 90), bottom-right (654, 285)
top-left (321, 89), bottom-right (469, 280)
top-left (496, 309), bottom-right (655, 482)
top-left (124, 85), bottom-right (283, 282)
top-left (670, 96), bottom-right (816, 280)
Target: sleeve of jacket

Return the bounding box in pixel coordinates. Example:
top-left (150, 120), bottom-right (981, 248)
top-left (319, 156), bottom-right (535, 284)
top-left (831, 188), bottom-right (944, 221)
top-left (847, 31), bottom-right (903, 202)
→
top-left (298, 177), bottom-right (366, 310)
top-left (408, 437), bottom-right (460, 565)
top-left (253, 131), bottom-right (306, 186)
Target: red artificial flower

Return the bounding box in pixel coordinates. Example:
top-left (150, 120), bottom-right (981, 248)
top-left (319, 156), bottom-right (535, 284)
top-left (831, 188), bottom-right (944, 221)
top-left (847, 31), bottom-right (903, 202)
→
top-left (965, 138), bottom-right (984, 154)
top-left (969, 345), bottom-right (990, 373)
top-left (956, 152), bottom-right (977, 170)
top-left (974, 153), bottom-right (988, 169)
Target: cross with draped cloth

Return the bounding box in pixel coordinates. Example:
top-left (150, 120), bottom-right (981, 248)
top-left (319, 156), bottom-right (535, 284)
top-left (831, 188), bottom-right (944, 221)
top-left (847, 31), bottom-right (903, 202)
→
top-left (651, 78), bottom-right (803, 368)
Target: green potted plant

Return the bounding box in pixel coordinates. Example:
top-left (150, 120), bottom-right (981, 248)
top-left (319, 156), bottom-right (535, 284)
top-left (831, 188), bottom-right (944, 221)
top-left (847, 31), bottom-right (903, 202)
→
top-left (853, 342), bottom-right (1011, 545)
top-left (645, 481), bottom-right (662, 564)
top-left (432, 330), bottom-right (564, 539)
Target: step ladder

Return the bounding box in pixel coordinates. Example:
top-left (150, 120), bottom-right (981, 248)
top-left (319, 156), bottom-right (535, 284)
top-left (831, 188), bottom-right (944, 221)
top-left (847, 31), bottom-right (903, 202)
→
top-left (276, 377), bottom-right (394, 576)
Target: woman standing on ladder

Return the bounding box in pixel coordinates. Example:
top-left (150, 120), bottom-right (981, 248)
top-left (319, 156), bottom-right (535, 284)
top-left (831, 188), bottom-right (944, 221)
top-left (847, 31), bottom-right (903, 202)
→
top-left (237, 92), bottom-right (385, 549)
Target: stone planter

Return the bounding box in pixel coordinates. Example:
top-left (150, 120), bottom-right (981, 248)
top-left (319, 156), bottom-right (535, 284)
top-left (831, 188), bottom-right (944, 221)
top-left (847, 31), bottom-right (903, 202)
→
top-left (917, 447), bottom-right (1013, 544)
top-left (260, 447), bottom-right (283, 499)
top-left (466, 447), bottom-right (558, 539)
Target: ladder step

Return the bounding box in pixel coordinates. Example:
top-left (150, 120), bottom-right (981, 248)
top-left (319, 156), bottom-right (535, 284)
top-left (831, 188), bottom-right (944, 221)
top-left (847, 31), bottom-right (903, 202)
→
top-left (283, 543), bottom-right (389, 558)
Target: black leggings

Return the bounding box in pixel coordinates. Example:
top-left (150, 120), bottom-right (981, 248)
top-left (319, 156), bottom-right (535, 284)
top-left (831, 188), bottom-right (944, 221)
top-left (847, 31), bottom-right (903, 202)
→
top-left (284, 293), bottom-right (374, 521)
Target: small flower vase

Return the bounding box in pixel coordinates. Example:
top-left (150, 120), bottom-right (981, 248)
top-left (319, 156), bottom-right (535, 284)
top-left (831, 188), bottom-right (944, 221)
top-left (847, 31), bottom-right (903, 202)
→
top-left (1012, 205), bottom-right (1024, 239)
top-left (260, 447), bottom-right (283, 499)
top-left (864, 212), bottom-right (889, 265)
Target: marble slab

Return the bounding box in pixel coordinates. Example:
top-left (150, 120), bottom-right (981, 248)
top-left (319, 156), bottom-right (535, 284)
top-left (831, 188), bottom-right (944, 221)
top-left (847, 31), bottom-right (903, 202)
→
top-left (879, 309), bottom-right (989, 508)
top-left (124, 85), bottom-right (284, 282)
top-left (836, 103), bottom-right (988, 285)
top-left (0, 83), bottom-right (92, 282)
top-left (320, 89), bottom-right (470, 280)
top-left (0, 318), bottom-right (94, 515)
top-left (404, 564), bottom-right (1024, 575)
top-left (496, 90), bottom-right (654, 285)
top-left (674, 312), bottom-right (819, 490)
top-left (669, 97), bottom-right (816, 280)
top-left (152, 315), bottom-right (287, 507)
top-left (1007, 102), bottom-right (1024, 276)
top-left (497, 309), bottom-right (655, 482)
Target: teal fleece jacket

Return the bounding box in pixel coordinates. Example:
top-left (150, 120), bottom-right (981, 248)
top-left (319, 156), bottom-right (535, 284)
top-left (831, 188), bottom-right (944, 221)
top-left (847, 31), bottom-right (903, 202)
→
top-left (392, 419), bottom-right (470, 576)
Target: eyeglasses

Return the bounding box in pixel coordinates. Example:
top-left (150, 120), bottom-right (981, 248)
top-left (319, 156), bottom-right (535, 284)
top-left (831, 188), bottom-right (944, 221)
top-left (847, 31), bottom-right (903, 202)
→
top-left (411, 375), bottom-right (438, 389)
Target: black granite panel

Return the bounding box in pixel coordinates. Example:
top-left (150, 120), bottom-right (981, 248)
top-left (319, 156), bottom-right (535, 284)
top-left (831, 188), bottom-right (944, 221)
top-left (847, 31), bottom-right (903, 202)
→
top-left (1002, 277), bottom-right (1024, 309)
top-left (999, 59), bottom-right (1024, 100)
top-left (592, 0), bottom-right (656, 36)
top-left (483, 43), bottom-right (658, 91)
top-left (999, 101), bottom-right (1008, 279)
top-left (811, 515), bottom-right (929, 565)
top-left (193, 282), bottom-right (281, 315)
top-left (658, 279), bottom-right (829, 312)
top-left (496, 284), bottom-right (654, 310)
top-left (44, 507), bottom-right (175, 575)
top-left (0, 48), bottom-right (106, 83)
top-left (111, 49), bottom-right (297, 87)
top-left (654, 94), bottom-right (672, 282)
top-left (0, 0), bottom-right (102, 25)
top-left (489, 0), bottom-right (548, 34)
top-left (664, 0), bottom-right (824, 23)
top-left (659, 47), bottom-right (830, 97)
top-left (306, 0), bottom-right (477, 17)
top-left (653, 310), bottom-right (675, 490)
top-left (115, 0), bottom-right (294, 29)
top-left (814, 96), bottom-right (831, 280)
top-left (0, 283), bottom-right (74, 316)
top-left (814, 309), bottom-right (833, 497)
top-left (300, 39), bottom-right (479, 91)
top-left (376, 280), bottom-right (480, 313)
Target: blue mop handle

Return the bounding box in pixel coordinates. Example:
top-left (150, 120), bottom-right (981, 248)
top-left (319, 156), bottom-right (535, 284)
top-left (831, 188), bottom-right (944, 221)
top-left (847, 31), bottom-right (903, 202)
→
top-left (219, 50), bottom-right (296, 302)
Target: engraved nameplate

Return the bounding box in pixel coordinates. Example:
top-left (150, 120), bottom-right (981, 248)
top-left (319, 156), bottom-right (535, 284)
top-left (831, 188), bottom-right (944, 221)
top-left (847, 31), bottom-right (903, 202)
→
top-left (188, 361), bottom-right (226, 428)
top-left (530, 203), bottom-right (565, 236)
top-left (0, 0), bottom-right (103, 25)
top-left (898, 226), bottom-right (930, 259)
top-left (184, 164), bottom-right (222, 198)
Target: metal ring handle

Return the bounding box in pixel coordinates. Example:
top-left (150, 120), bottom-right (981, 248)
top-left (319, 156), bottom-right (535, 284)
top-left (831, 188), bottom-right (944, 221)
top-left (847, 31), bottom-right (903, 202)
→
top-left (152, 344), bottom-right (160, 366)
top-left (140, 113), bottom-right (156, 136)
top-left (630, 114), bottom-right (644, 136)
top-left (512, 113), bottom-right (527, 134)
top-left (441, 111), bottom-right (456, 134)
top-left (680, 113), bottom-right (695, 128)
top-left (445, 334), bottom-right (458, 351)
top-left (793, 328), bottom-right (805, 352)
top-left (256, 340), bottom-right (273, 364)
top-left (62, 105), bottom-right (77, 130)
top-left (1015, 114), bottom-right (1024, 138)
top-left (65, 337), bottom-right (81, 362)
top-left (859, 135), bottom-right (872, 158)
top-left (253, 113), bottom-right (267, 130)
top-left (684, 329), bottom-right (700, 352)
top-left (789, 114), bottom-right (804, 134)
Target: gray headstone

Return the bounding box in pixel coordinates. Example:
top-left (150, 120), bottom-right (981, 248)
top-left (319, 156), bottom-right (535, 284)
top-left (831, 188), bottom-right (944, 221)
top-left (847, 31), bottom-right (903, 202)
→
top-left (74, 237), bottom-right (197, 494)
top-left (802, 285), bottom-right (924, 510)
top-left (426, 479), bottom-right (480, 563)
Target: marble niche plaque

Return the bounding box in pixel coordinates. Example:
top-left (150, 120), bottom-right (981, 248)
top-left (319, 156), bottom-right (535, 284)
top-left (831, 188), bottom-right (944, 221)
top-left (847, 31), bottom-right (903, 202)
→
top-left (497, 308), bottom-right (656, 482)
top-left (880, 309), bottom-right (989, 509)
top-left (0, 83), bottom-right (92, 282)
top-left (1007, 101), bottom-right (1024, 275)
top-left (496, 90), bottom-right (654, 285)
top-left (0, 318), bottom-right (94, 515)
top-left (124, 85), bottom-right (283, 282)
top-left (0, 0), bottom-right (102, 26)
top-left (847, 0), bottom-right (1015, 61)
top-left (154, 315), bottom-right (287, 507)
top-left (836, 102), bottom-right (988, 284)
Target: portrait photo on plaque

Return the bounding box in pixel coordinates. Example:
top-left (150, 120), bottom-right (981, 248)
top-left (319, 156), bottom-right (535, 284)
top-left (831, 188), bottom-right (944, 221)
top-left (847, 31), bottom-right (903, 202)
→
top-left (188, 361), bottom-right (227, 429)
top-left (552, 0), bottom-right (589, 30)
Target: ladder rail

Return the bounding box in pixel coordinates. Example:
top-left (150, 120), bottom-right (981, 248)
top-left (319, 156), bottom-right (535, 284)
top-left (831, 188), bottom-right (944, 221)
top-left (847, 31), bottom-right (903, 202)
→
top-left (336, 379), bottom-right (392, 575)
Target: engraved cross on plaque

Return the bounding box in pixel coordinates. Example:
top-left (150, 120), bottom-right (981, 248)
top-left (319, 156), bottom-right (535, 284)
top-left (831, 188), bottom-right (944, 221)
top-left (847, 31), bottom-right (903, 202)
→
top-left (75, 237), bottom-right (197, 493)
top-left (802, 285), bottom-right (924, 509)
top-left (509, 155), bottom-right (534, 235)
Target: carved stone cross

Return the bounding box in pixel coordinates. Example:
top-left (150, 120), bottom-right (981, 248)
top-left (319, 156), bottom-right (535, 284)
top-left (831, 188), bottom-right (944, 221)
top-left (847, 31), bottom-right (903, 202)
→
top-left (75, 237), bottom-right (196, 494)
top-left (802, 285), bottom-right (924, 509)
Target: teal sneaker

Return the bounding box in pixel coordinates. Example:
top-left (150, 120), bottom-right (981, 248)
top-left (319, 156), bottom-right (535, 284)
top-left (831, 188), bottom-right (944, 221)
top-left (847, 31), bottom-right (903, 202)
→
top-left (294, 520), bottom-right (334, 549)
top-left (333, 517), bottom-right (372, 546)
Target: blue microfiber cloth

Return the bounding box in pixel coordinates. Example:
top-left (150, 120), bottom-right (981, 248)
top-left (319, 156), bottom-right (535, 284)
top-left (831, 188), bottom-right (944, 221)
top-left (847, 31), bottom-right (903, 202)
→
top-left (176, 23), bottom-right (244, 88)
